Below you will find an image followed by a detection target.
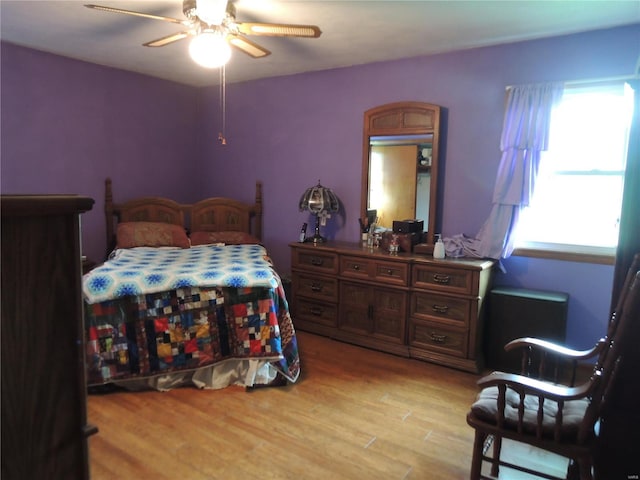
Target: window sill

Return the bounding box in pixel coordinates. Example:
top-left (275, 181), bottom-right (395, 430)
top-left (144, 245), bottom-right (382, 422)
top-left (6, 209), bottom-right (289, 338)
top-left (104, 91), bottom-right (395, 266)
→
top-left (512, 244), bottom-right (616, 265)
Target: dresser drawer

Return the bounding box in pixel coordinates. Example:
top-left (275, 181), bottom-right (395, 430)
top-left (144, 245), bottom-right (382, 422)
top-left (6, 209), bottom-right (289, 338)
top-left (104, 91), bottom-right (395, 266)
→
top-left (340, 256), bottom-right (409, 286)
top-left (340, 255), bottom-right (373, 280)
top-left (292, 272), bottom-right (338, 303)
top-left (409, 319), bottom-right (468, 358)
top-left (293, 249), bottom-right (338, 274)
top-left (412, 264), bottom-right (474, 295)
top-left (373, 260), bottom-right (409, 286)
top-left (294, 298), bottom-right (338, 327)
top-left (410, 291), bottom-right (471, 326)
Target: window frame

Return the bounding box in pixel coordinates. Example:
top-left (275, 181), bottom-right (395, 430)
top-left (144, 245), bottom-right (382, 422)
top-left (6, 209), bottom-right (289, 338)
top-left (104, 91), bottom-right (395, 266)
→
top-left (512, 80), bottom-right (633, 265)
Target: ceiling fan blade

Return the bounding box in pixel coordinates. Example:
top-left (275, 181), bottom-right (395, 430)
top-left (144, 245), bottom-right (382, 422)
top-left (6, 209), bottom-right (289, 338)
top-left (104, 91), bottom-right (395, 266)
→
top-left (84, 4), bottom-right (189, 26)
top-left (144, 32), bottom-right (191, 48)
top-left (227, 35), bottom-right (271, 58)
top-left (237, 23), bottom-right (321, 38)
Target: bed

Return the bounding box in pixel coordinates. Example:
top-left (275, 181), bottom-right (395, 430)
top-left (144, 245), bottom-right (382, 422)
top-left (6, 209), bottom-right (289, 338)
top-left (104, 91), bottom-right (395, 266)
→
top-left (82, 178), bottom-right (299, 391)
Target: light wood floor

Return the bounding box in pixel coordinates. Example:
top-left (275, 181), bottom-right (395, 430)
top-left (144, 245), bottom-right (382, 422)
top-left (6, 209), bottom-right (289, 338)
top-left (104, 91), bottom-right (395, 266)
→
top-left (87, 331), bottom-right (565, 479)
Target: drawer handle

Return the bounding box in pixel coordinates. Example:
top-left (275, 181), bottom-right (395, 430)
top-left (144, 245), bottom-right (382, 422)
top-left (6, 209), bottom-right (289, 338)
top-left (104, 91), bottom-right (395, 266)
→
top-left (386, 269), bottom-right (393, 275)
top-left (310, 282), bottom-right (323, 292)
top-left (433, 273), bottom-right (451, 284)
top-left (432, 304), bottom-right (449, 314)
top-left (311, 258), bottom-right (324, 266)
top-left (310, 306), bottom-right (323, 316)
top-left (430, 332), bottom-right (447, 344)
top-left (352, 264), bottom-right (360, 271)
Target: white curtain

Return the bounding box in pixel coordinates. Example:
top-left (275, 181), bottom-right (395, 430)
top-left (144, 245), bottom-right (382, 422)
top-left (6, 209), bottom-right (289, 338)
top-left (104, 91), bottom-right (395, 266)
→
top-left (472, 82), bottom-right (564, 259)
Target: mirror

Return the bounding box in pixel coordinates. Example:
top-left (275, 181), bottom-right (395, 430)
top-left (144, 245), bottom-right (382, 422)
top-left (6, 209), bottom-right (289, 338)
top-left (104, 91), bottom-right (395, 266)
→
top-left (361, 102), bottom-right (441, 248)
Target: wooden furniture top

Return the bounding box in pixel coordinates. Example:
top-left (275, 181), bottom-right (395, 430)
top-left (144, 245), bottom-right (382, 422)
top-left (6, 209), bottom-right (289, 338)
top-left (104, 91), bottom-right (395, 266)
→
top-left (290, 240), bottom-right (494, 271)
top-left (2, 195), bottom-right (94, 216)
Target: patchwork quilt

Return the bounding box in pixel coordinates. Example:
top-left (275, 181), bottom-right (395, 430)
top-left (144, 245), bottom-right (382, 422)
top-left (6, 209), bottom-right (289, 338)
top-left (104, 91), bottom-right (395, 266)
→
top-left (83, 244), bottom-right (299, 388)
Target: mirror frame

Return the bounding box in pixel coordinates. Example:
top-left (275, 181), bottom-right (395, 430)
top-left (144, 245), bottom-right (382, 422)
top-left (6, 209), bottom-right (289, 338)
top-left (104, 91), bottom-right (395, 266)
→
top-left (361, 101), bottom-right (441, 248)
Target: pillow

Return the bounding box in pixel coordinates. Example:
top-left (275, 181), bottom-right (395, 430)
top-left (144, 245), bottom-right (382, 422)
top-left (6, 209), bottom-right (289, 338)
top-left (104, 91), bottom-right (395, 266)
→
top-left (190, 230), bottom-right (261, 246)
top-left (116, 222), bottom-right (190, 249)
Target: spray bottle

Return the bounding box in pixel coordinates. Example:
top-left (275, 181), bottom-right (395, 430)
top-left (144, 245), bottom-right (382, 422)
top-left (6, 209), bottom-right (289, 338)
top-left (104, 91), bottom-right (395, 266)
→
top-left (433, 234), bottom-right (445, 259)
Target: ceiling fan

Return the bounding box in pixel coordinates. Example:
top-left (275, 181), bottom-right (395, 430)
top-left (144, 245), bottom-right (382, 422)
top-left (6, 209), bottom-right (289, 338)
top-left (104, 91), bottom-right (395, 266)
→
top-left (85, 0), bottom-right (322, 68)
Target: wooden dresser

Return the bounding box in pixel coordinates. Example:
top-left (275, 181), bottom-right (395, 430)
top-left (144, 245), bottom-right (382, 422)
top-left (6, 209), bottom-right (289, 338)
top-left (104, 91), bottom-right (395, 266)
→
top-left (1, 195), bottom-right (95, 480)
top-left (290, 241), bottom-right (494, 372)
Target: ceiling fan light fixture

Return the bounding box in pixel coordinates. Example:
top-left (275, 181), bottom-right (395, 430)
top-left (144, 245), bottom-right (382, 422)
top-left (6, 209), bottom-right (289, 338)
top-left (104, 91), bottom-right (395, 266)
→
top-left (189, 31), bottom-right (231, 68)
top-left (85, 1), bottom-right (322, 63)
top-left (195, 0), bottom-right (228, 25)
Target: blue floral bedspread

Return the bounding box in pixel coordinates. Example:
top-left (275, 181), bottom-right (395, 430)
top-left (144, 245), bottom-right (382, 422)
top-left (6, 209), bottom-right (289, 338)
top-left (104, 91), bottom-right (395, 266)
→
top-left (83, 244), bottom-right (278, 304)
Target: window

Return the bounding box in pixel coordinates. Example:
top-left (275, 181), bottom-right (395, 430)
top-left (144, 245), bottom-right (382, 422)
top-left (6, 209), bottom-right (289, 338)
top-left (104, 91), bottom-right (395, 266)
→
top-left (514, 81), bottom-right (634, 259)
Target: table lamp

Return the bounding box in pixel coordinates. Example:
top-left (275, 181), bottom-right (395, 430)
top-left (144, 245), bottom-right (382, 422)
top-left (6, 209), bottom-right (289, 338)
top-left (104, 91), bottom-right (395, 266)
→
top-left (299, 181), bottom-right (340, 243)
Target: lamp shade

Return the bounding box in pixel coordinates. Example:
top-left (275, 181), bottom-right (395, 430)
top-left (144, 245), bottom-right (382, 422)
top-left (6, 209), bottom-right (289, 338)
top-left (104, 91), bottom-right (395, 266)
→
top-left (195, 0), bottom-right (227, 25)
top-left (189, 30), bottom-right (231, 68)
top-left (298, 182), bottom-right (340, 215)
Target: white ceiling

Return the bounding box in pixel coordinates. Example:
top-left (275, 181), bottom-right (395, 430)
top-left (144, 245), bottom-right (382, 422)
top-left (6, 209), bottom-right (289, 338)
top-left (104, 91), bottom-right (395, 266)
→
top-left (1, 0), bottom-right (639, 87)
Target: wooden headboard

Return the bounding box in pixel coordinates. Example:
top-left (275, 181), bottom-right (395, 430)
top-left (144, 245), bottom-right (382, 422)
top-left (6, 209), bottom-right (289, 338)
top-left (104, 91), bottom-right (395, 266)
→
top-left (104, 178), bottom-right (263, 254)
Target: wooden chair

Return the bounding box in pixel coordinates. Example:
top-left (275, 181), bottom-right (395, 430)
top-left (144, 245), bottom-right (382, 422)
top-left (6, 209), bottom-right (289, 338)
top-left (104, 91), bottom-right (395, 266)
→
top-left (503, 253), bottom-right (640, 387)
top-left (466, 256), bottom-right (640, 480)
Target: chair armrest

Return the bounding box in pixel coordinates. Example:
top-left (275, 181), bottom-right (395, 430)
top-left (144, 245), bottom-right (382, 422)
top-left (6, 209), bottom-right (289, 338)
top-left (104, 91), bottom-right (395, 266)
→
top-left (476, 370), bottom-right (597, 402)
top-left (504, 337), bottom-right (605, 361)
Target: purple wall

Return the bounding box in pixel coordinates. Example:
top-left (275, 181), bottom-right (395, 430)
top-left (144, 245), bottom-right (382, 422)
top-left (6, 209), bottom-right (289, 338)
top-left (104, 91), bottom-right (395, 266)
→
top-left (1, 43), bottom-right (201, 262)
top-left (2, 24), bottom-right (639, 350)
top-left (198, 24), bottom-right (639, 349)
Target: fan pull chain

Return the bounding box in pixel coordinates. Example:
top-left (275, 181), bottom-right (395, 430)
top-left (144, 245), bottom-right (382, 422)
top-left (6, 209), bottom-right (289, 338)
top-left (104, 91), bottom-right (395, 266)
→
top-left (218, 64), bottom-right (227, 145)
